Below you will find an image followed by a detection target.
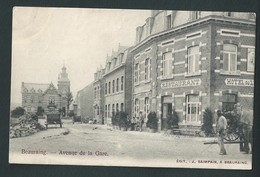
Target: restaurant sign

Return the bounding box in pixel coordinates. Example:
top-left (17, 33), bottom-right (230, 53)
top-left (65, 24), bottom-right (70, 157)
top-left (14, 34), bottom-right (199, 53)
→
top-left (225, 78), bottom-right (254, 87)
top-left (161, 79), bottom-right (201, 89)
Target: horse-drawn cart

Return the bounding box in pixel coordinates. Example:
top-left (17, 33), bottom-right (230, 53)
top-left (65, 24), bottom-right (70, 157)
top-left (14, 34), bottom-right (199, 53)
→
top-left (45, 102), bottom-right (62, 129)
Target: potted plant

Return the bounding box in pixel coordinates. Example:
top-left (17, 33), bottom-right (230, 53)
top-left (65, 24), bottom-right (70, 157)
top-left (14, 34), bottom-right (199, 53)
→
top-left (167, 109), bottom-right (179, 130)
top-left (201, 107), bottom-right (214, 137)
top-left (146, 111), bottom-right (158, 133)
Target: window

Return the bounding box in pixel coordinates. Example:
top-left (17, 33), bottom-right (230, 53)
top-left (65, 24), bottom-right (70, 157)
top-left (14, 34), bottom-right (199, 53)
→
top-left (121, 76), bottom-right (124, 91)
top-left (112, 104), bottom-right (115, 116)
top-left (162, 52), bottom-right (172, 77)
top-left (144, 97), bottom-right (149, 122)
top-left (49, 96), bottom-right (55, 104)
top-left (223, 44), bottom-right (237, 72)
top-left (116, 78), bottom-right (119, 92)
top-left (186, 95), bottom-right (200, 123)
top-left (112, 80), bottom-right (115, 93)
top-left (134, 99), bottom-right (140, 117)
top-left (194, 11), bottom-right (201, 19)
top-left (31, 96), bottom-right (34, 103)
top-left (108, 104), bottom-right (110, 117)
top-left (187, 46), bottom-right (200, 74)
top-left (166, 15), bottom-right (172, 29)
top-left (121, 103), bottom-right (124, 111)
top-left (97, 86), bottom-right (99, 98)
top-left (97, 106), bottom-right (99, 115)
top-left (94, 87), bottom-right (96, 98)
top-left (222, 94), bottom-right (237, 112)
top-left (116, 103), bottom-right (119, 112)
top-left (145, 58), bottom-right (150, 81)
top-left (134, 63), bottom-right (140, 84)
top-left (247, 48), bottom-right (255, 72)
top-left (105, 105), bottom-right (107, 118)
top-left (226, 12), bottom-right (232, 17)
top-left (191, 11), bottom-right (201, 20)
top-left (114, 58), bottom-right (118, 67)
top-left (108, 82), bottom-right (111, 94)
top-left (105, 83), bottom-right (107, 95)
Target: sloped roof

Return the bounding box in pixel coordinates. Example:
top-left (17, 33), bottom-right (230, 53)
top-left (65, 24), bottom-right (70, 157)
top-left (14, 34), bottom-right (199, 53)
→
top-left (22, 83), bottom-right (50, 92)
top-left (42, 83), bottom-right (60, 96)
top-left (118, 46), bottom-right (128, 53)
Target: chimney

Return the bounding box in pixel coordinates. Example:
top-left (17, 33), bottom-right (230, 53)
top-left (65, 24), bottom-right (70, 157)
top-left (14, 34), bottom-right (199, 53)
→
top-left (146, 17), bottom-right (154, 36)
top-left (135, 26), bottom-right (143, 44)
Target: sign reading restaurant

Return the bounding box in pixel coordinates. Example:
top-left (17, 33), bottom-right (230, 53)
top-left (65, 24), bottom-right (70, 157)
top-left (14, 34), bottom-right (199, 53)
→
top-left (225, 78), bottom-right (254, 87)
top-left (161, 79), bottom-right (201, 89)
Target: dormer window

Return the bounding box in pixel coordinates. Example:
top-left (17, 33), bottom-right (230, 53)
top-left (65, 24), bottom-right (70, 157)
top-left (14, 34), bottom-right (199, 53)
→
top-left (191, 11), bottom-right (201, 21)
top-left (119, 53), bottom-right (123, 63)
top-left (166, 14), bottom-right (172, 29)
top-left (31, 88), bottom-right (35, 93)
top-left (226, 12), bottom-right (232, 17)
top-left (114, 58), bottom-right (118, 67)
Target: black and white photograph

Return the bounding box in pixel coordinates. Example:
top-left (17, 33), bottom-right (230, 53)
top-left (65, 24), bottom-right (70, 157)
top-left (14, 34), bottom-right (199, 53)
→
top-left (9, 7), bottom-right (256, 170)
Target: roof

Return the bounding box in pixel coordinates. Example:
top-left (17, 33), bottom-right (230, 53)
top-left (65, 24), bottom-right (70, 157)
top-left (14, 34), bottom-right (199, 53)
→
top-left (22, 82), bottom-right (50, 92)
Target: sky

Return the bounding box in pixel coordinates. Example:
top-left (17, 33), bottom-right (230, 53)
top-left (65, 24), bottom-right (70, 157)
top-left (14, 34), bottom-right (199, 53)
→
top-left (11, 7), bottom-right (151, 104)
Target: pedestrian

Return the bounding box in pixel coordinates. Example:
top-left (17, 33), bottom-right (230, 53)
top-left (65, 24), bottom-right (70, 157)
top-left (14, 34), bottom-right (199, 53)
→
top-left (131, 116), bottom-right (137, 131)
top-left (216, 110), bottom-right (227, 155)
top-left (139, 111), bottom-right (144, 132)
top-left (231, 103), bottom-right (245, 152)
top-left (235, 104), bottom-right (253, 154)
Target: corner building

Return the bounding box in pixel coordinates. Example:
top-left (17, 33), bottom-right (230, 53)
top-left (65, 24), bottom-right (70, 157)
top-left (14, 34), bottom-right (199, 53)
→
top-left (131, 11), bottom-right (255, 130)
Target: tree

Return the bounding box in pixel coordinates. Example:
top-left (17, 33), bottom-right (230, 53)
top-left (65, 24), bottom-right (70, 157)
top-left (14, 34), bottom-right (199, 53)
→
top-left (65, 91), bottom-right (73, 116)
top-left (11, 107), bottom-right (25, 118)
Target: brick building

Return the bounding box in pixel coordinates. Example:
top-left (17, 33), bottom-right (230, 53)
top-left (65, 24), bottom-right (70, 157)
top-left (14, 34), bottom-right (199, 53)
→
top-left (131, 11), bottom-right (255, 130)
top-left (93, 68), bottom-right (105, 123)
top-left (74, 83), bottom-right (94, 122)
top-left (101, 45), bottom-right (133, 125)
top-left (21, 66), bottom-right (71, 115)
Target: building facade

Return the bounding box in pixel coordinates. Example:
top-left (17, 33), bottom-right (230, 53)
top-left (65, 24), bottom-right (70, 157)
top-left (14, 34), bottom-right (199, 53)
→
top-left (131, 11), bottom-right (255, 130)
top-left (21, 66), bottom-right (71, 115)
top-left (100, 45), bottom-right (133, 125)
top-left (74, 83), bottom-right (94, 122)
top-left (93, 68), bottom-right (105, 123)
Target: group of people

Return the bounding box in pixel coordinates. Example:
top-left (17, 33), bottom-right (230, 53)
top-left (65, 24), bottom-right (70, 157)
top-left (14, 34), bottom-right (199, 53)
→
top-left (216, 103), bottom-right (253, 155)
top-left (131, 111), bottom-right (144, 131)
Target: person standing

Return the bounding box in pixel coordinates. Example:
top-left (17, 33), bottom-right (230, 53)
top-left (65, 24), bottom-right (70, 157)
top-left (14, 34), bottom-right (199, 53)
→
top-left (139, 111), bottom-right (144, 132)
top-left (236, 105), bottom-right (253, 154)
top-left (131, 116), bottom-right (137, 131)
top-left (216, 110), bottom-right (227, 155)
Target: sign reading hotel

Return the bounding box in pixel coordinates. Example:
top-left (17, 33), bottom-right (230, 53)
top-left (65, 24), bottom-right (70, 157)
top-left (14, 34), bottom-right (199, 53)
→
top-left (161, 79), bottom-right (201, 89)
top-left (225, 78), bottom-right (254, 87)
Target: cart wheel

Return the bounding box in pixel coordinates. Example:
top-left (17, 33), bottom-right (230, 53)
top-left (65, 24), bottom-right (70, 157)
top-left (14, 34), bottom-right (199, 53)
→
top-left (224, 131), bottom-right (239, 141)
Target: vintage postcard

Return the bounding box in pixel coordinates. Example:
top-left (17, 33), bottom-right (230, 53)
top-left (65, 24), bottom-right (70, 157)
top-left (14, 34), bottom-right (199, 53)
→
top-left (9, 7), bottom-right (256, 170)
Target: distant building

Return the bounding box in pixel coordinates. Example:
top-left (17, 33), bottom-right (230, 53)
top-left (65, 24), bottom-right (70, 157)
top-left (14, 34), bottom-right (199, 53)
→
top-left (132, 10), bottom-right (255, 130)
top-left (74, 83), bottom-right (94, 122)
top-left (21, 66), bottom-right (71, 115)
